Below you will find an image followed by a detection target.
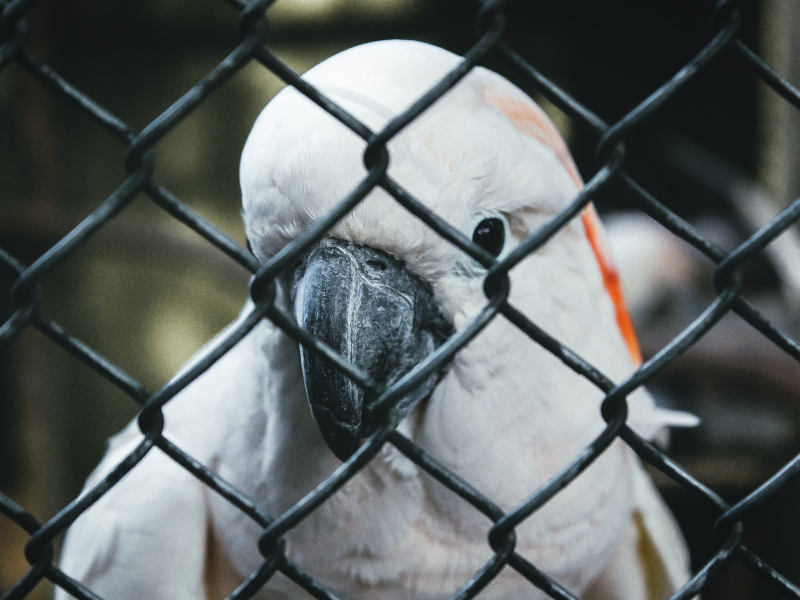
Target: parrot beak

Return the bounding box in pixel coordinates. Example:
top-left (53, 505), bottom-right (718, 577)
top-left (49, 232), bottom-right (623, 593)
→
top-left (291, 239), bottom-right (452, 461)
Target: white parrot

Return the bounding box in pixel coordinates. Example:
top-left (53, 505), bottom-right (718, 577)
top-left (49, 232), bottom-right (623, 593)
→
top-left (56, 40), bottom-right (696, 599)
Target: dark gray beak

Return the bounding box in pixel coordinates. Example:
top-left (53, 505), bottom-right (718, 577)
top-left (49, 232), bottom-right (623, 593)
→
top-left (291, 239), bottom-right (452, 461)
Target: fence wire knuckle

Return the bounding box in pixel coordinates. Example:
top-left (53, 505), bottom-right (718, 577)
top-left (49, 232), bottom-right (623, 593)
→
top-left (3, 0), bottom-right (800, 598)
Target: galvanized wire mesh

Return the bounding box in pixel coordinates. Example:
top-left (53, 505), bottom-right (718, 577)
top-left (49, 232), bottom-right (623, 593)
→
top-left (2, 0), bottom-right (800, 598)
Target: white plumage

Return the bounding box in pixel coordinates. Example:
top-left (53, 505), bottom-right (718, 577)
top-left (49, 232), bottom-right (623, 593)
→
top-left (56, 40), bottom-right (693, 599)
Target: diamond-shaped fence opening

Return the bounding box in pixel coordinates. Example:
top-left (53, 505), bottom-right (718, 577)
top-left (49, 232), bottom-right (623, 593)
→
top-left (2, 1), bottom-right (800, 599)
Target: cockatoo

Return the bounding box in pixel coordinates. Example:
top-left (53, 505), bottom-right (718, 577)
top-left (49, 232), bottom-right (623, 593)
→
top-left (56, 40), bottom-right (695, 599)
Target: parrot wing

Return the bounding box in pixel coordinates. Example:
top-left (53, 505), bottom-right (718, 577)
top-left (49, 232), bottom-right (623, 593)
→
top-left (55, 422), bottom-right (214, 600)
top-left (55, 312), bottom-right (272, 599)
top-left (583, 453), bottom-right (692, 599)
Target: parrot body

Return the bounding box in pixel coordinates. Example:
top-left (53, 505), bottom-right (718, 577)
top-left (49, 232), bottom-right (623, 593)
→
top-left (56, 40), bottom-right (692, 599)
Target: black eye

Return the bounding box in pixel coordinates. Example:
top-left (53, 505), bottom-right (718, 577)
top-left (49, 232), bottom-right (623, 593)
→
top-left (472, 217), bottom-right (506, 257)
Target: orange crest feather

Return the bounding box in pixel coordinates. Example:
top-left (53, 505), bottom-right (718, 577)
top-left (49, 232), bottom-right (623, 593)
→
top-left (484, 87), bottom-right (642, 365)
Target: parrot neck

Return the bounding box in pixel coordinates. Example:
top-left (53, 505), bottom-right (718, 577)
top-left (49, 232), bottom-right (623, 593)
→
top-left (251, 321), bottom-right (344, 512)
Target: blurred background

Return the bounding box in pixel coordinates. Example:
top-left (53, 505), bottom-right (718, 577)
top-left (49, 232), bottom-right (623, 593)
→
top-left (2, 0), bottom-right (800, 598)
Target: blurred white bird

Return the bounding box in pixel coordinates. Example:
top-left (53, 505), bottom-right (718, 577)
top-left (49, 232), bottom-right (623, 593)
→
top-left (56, 40), bottom-right (694, 599)
top-left (603, 212), bottom-right (703, 321)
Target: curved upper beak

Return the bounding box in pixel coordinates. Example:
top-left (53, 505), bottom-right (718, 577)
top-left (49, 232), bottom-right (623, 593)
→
top-left (291, 239), bottom-right (452, 461)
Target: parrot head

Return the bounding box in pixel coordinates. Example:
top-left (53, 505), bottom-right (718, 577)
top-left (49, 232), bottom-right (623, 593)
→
top-left (239, 40), bottom-right (620, 468)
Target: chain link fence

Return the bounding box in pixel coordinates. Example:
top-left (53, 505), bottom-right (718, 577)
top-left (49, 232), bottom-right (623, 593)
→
top-left (2, 0), bottom-right (800, 598)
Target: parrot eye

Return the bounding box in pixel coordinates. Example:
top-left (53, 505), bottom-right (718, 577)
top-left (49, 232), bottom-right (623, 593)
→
top-left (472, 216), bottom-right (507, 258)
